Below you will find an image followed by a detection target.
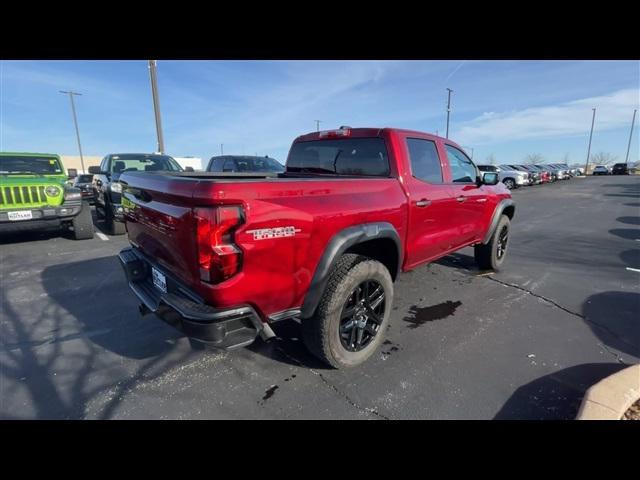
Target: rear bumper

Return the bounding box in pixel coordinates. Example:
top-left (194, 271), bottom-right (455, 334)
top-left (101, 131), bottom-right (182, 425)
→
top-left (118, 247), bottom-right (270, 349)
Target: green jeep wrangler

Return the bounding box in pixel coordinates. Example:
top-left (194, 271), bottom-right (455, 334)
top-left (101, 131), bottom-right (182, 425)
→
top-left (0, 152), bottom-right (94, 240)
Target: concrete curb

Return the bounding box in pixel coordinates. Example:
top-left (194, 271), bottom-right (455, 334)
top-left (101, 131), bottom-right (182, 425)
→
top-left (576, 364), bottom-right (640, 420)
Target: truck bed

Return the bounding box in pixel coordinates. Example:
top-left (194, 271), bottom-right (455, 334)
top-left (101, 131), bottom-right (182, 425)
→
top-left (119, 170), bottom-right (407, 319)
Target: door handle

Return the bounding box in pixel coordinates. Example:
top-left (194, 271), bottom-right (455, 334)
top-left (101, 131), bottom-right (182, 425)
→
top-left (456, 196), bottom-right (466, 202)
top-left (415, 199), bottom-right (431, 207)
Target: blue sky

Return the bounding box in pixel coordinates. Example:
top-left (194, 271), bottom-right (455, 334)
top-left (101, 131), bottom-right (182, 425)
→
top-left (1, 60), bottom-right (638, 167)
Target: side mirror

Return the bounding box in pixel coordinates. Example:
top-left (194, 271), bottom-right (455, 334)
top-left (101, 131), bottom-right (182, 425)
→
top-left (67, 168), bottom-right (78, 179)
top-left (185, 166), bottom-right (195, 172)
top-left (481, 172), bottom-right (499, 186)
top-left (88, 166), bottom-right (102, 175)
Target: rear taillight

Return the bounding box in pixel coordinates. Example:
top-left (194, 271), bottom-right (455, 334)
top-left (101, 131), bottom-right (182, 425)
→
top-left (194, 205), bottom-right (244, 284)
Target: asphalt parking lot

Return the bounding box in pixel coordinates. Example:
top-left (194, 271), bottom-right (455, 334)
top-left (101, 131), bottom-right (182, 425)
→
top-left (1, 175), bottom-right (638, 419)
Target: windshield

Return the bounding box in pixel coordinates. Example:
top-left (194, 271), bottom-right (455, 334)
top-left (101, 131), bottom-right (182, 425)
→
top-left (477, 165), bottom-right (497, 172)
top-left (287, 138), bottom-right (390, 176)
top-left (0, 155), bottom-right (64, 175)
top-left (76, 174), bottom-right (94, 183)
top-left (110, 154), bottom-right (182, 173)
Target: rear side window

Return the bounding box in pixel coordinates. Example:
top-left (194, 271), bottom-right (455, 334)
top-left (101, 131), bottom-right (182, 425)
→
top-left (445, 145), bottom-right (477, 183)
top-left (222, 158), bottom-right (237, 172)
top-left (208, 158), bottom-right (226, 171)
top-left (287, 138), bottom-right (390, 176)
top-left (406, 138), bottom-right (443, 183)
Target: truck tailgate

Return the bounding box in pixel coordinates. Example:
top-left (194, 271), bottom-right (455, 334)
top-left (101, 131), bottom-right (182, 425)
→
top-left (120, 173), bottom-right (204, 289)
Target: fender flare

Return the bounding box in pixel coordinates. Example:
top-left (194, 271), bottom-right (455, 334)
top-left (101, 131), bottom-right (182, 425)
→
top-left (300, 222), bottom-right (402, 319)
top-left (482, 199), bottom-right (515, 244)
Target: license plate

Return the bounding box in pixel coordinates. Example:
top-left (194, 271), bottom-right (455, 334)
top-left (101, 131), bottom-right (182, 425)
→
top-left (7, 211), bottom-right (33, 221)
top-left (152, 267), bottom-right (167, 293)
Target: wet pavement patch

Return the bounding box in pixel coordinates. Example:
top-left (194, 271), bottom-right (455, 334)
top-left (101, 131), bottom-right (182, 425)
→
top-left (262, 385), bottom-right (279, 401)
top-left (403, 301), bottom-right (462, 329)
top-left (381, 339), bottom-right (401, 360)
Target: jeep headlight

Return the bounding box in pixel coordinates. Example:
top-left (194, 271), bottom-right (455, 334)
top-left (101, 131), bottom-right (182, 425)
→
top-left (110, 182), bottom-right (123, 193)
top-left (45, 186), bottom-right (61, 197)
top-left (64, 191), bottom-right (82, 201)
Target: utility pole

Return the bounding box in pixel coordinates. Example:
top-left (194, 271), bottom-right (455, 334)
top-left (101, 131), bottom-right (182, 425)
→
top-left (315, 120), bottom-right (322, 132)
top-left (221, 144), bottom-right (224, 155)
top-left (59, 90), bottom-right (85, 173)
top-left (584, 108), bottom-right (596, 175)
top-left (148, 60), bottom-right (165, 153)
top-left (446, 88), bottom-right (453, 139)
top-left (624, 109), bottom-right (637, 164)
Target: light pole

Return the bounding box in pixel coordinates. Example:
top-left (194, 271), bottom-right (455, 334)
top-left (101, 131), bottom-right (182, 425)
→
top-left (584, 108), bottom-right (596, 175)
top-left (625, 109), bottom-right (637, 164)
top-left (315, 120), bottom-right (322, 132)
top-left (59, 90), bottom-right (85, 173)
top-left (148, 60), bottom-right (165, 154)
top-left (445, 88), bottom-right (453, 139)
top-left (221, 144), bottom-right (224, 155)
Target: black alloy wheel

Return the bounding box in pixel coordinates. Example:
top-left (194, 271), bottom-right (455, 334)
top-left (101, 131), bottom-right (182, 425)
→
top-left (339, 280), bottom-right (386, 352)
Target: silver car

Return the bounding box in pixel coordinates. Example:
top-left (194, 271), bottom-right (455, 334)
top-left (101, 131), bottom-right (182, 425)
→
top-left (480, 165), bottom-right (529, 189)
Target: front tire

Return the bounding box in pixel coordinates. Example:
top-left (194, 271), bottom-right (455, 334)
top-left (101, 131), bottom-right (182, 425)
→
top-left (474, 215), bottom-right (510, 271)
top-left (302, 254), bottom-right (393, 369)
top-left (71, 204), bottom-right (95, 240)
top-left (105, 205), bottom-right (126, 235)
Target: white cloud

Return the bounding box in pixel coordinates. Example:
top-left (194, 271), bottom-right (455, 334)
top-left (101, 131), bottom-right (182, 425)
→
top-left (454, 88), bottom-right (640, 146)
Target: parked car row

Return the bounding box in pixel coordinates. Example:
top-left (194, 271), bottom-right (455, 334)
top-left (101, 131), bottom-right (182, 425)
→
top-left (593, 163), bottom-right (630, 175)
top-left (476, 163), bottom-right (581, 190)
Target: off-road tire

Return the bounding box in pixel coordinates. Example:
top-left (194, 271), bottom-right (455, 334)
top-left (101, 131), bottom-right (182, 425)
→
top-left (302, 254), bottom-right (394, 369)
top-left (474, 215), bottom-right (510, 271)
top-left (71, 204), bottom-right (95, 240)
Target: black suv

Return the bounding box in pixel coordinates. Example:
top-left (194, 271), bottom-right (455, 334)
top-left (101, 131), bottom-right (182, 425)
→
top-left (611, 163), bottom-right (629, 175)
top-left (207, 155), bottom-right (284, 173)
top-left (89, 153), bottom-right (183, 235)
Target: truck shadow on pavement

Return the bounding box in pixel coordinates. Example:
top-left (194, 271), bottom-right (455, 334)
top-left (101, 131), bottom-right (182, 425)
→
top-left (609, 228), bottom-right (640, 241)
top-left (494, 363), bottom-right (627, 419)
top-left (0, 228), bottom-right (75, 245)
top-left (1, 259), bottom-right (202, 419)
top-left (581, 290), bottom-right (640, 359)
top-left (247, 320), bottom-right (333, 370)
top-left (40, 256), bottom-right (182, 360)
top-left (616, 216), bottom-right (640, 226)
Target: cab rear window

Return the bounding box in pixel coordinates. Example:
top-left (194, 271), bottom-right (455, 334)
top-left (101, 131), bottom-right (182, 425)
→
top-left (287, 138), bottom-right (390, 176)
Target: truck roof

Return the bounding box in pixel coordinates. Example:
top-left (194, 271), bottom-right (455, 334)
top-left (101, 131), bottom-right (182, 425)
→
top-left (294, 127), bottom-right (454, 146)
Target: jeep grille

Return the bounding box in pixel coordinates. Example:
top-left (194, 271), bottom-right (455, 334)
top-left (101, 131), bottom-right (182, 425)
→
top-left (0, 186), bottom-right (49, 207)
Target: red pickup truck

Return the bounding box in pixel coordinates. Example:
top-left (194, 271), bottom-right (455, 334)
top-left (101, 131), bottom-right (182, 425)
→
top-left (118, 127), bottom-right (514, 368)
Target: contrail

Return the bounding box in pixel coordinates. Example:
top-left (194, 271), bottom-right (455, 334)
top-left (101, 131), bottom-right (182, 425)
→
top-left (445, 60), bottom-right (466, 82)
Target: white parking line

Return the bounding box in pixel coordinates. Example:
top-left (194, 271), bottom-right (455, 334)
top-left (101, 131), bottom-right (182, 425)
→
top-left (626, 267), bottom-right (640, 273)
top-left (95, 232), bottom-right (109, 241)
